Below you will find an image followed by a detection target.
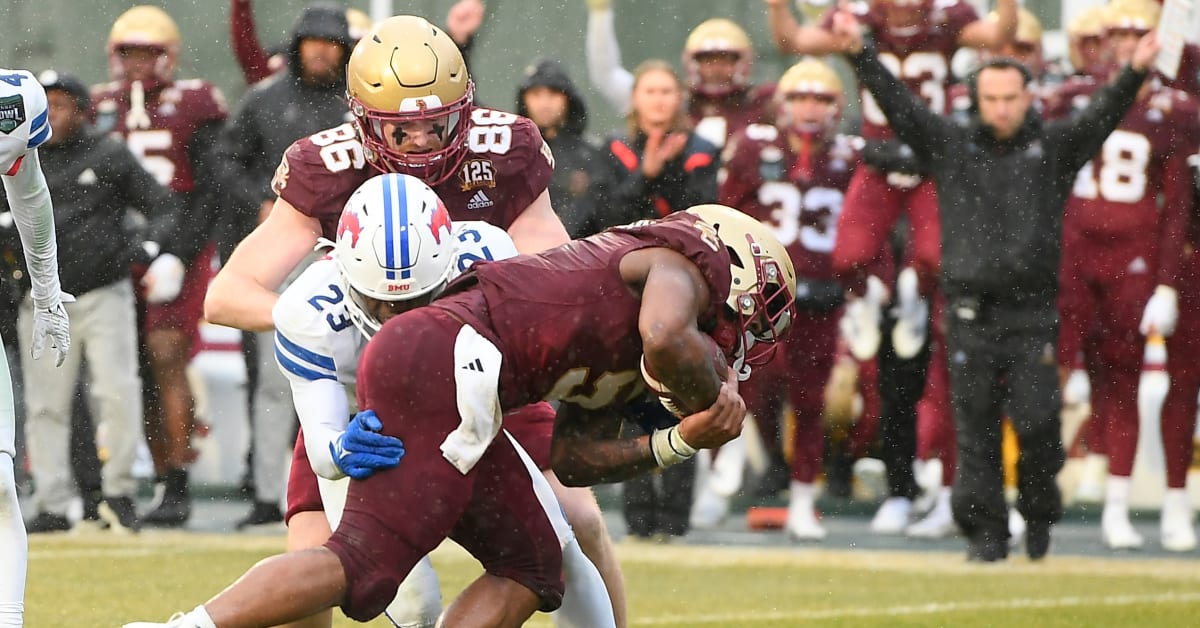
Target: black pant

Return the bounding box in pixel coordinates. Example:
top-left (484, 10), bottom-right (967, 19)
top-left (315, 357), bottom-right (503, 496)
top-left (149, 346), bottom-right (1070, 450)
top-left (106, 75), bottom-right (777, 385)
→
top-left (622, 458), bottom-right (696, 537)
top-left (945, 299), bottom-right (1065, 547)
top-left (877, 310), bottom-right (932, 500)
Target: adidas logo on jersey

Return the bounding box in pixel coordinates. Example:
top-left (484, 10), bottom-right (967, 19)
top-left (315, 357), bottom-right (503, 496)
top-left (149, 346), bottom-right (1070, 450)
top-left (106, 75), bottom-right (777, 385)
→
top-left (467, 190), bottom-right (494, 210)
top-left (462, 358), bottom-right (485, 372)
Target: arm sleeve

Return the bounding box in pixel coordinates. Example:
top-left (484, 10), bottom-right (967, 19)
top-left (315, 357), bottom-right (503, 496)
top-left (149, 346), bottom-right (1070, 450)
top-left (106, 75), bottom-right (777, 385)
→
top-left (1, 150), bottom-right (62, 307)
top-left (273, 290), bottom-right (352, 481)
top-left (585, 7), bottom-right (634, 116)
top-left (1055, 66), bottom-right (1148, 174)
top-left (847, 43), bottom-right (952, 162)
top-left (230, 0), bottom-right (274, 85)
top-left (175, 120), bottom-right (226, 262)
top-left (1157, 109), bottom-right (1200, 287)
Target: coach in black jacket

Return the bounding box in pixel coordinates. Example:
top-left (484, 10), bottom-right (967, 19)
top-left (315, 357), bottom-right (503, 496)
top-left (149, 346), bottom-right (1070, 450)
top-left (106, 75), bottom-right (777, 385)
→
top-left (831, 11), bottom-right (1159, 562)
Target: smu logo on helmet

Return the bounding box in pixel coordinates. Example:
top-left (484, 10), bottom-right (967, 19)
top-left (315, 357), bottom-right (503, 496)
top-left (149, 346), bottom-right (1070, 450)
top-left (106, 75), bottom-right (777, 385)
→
top-left (429, 199), bottom-right (452, 244)
top-left (338, 205), bottom-right (365, 246)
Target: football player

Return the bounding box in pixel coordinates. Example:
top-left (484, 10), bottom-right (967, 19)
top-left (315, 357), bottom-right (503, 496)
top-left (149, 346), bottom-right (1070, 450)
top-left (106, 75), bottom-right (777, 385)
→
top-left (585, 5), bottom-right (774, 149)
top-left (271, 173), bottom-right (615, 627)
top-left (715, 59), bottom-right (859, 540)
top-left (91, 5), bottom-right (229, 527)
top-left (125, 204), bottom-right (795, 628)
top-left (0, 68), bottom-right (71, 627)
top-left (1050, 0), bottom-right (1200, 551)
top-left (1067, 5), bottom-right (1109, 79)
top-left (201, 14), bottom-right (624, 627)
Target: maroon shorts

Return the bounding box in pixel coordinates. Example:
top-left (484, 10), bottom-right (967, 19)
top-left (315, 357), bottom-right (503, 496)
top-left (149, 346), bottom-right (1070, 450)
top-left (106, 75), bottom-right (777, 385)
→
top-left (141, 244), bottom-right (215, 354)
top-left (326, 308), bottom-right (564, 621)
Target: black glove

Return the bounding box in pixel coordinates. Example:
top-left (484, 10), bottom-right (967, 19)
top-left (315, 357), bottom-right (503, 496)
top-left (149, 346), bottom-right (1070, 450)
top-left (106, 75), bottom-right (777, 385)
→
top-left (862, 139), bottom-right (927, 176)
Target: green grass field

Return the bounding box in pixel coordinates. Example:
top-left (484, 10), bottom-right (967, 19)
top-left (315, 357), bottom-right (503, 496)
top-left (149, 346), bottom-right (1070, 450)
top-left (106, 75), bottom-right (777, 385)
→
top-left (26, 531), bottom-right (1200, 627)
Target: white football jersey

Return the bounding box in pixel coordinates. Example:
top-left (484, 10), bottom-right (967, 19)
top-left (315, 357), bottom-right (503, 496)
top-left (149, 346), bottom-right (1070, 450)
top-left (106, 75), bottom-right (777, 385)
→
top-left (272, 220), bottom-right (517, 479)
top-left (0, 69), bottom-right (50, 176)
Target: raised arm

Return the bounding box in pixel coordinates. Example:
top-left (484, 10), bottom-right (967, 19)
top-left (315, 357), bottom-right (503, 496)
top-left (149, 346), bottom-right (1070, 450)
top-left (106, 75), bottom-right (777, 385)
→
top-left (1055, 33), bottom-right (1157, 173)
top-left (957, 0), bottom-right (1017, 51)
top-left (585, 0), bottom-right (634, 115)
top-left (764, 0), bottom-right (847, 56)
top-left (230, 0), bottom-right (273, 85)
top-left (840, 15), bottom-right (951, 161)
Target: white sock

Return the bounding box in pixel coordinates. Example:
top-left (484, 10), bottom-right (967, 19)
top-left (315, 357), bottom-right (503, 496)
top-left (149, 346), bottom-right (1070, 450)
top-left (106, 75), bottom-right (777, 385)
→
top-left (0, 455), bottom-right (25, 627)
top-left (551, 539), bottom-right (616, 628)
top-left (1163, 488), bottom-right (1191, 515)
top-left (187, 606), bottom-right (217, 628)
top-left (1105, 476), bottom-right (1132, 519)
top-left (384, 555), bottom-right (442, 628)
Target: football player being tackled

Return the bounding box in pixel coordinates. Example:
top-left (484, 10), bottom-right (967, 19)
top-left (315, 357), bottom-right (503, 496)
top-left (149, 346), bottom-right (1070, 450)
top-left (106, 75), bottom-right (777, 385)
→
top-left (203, 14), bottom-right (627, 628)
top-left (127, 204), bottom-right (796, 628)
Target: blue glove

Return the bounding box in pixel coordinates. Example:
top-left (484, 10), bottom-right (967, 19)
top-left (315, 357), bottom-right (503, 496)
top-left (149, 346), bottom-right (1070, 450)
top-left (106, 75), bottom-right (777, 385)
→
top-left (329, 410), bottom-right (406, 480)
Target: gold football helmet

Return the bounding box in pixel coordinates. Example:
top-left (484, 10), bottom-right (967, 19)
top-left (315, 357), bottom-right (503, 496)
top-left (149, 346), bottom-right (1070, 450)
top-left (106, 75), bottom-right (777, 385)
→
top-left (1104, 0), bottom-right (1161, 33)
top-left (989, 7), bottom-right (1042, 46)
top-left (107, 5), bottom-right (181, 81)
top-left (685, 204), bottom-right (798, 363)
top-left (682, 19), bottom-right (753, 97)
top-left (346, 8), bottom-right (372, 43)
top-left (776, 58), bottom-right (843, 136)
top-left (347, 15), bottom-right (473, 185)
top-left (1067, 5), bottom-right (1107, 73)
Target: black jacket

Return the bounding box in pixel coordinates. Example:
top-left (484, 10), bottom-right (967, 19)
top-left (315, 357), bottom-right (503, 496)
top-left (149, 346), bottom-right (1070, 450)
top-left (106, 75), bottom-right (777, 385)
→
top-left (212, 3), bottom-right (351, 256)
top-left (851, 44), bottom-right (1147, 304)
top-left (516, 59), bottom-right (610, 238)
top-left (0, 128), bottom-right (181, 297)
top-left (599, 131), bottom-right (719, 231)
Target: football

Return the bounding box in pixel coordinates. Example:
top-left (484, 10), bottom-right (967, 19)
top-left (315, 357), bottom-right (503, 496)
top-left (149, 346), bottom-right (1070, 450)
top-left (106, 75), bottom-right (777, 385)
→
top-left (640, 334), bottom-right (729, 417)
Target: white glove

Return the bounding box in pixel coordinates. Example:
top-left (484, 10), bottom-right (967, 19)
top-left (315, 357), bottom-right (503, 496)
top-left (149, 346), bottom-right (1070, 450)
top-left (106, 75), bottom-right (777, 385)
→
top-left (1062, 369), bottom-right (1091, 406)
top-left (31, 293), bottom-right (74, 367)
top-left (143, 253), bottom-right (185, 304)
top-left (1139, 284), bottom-right (1178, 337)
top-left (839, 276), bottom-right (888, 361)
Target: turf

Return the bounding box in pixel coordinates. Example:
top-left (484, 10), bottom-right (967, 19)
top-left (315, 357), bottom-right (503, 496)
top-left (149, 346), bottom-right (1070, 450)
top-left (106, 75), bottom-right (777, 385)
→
top-left (26, 531), bottom-right (1200, 627)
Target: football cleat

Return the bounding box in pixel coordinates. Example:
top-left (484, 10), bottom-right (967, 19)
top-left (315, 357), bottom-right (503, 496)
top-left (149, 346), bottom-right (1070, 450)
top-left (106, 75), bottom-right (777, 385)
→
top-left (906, 488), bottom-right (957, 539)
top-left (1102, 506), bottom-right (1145, 550)
top-left (1160, 489), bottom-right (1197, 552)
top-left (786, 481), bottom-right (826, 541)
top-left (870, 497), bottom-right (912, 535)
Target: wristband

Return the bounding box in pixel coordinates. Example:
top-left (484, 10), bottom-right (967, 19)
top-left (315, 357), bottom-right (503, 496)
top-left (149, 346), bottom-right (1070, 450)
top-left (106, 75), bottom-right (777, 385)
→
top-left (650, 425), bottom-right (698, 468)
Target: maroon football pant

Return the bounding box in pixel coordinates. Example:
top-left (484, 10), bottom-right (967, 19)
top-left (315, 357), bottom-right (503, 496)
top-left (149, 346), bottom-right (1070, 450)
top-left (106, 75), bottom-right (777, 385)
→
top-left (832, 168), bottom-right (940, 295)
top-left (1162, 253), bottom-right (1200, 488)
top-left (741, 310), bottom-right (838, 483)
top-left (1057, 231), bottom-right (1157, 477)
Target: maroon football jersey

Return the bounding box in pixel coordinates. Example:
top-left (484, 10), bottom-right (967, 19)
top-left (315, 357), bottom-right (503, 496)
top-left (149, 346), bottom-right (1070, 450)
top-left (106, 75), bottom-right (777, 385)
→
top-left (823, 0), bottom-right (978, 139)
top-left (1062, 81), bottom-right (1200, 283)
top-left (719, 125), bottom-right (859, 282)
top-left (433, 211), bottom-right (735, 411)
top-left (689, 83), bottom-right (776, 150)
top-left (91, 79), bottom-right (228, 193)
top-left (1163, 43), bottom-right (1200, 99)
top-left (272, 108), bottom-right (554, 240)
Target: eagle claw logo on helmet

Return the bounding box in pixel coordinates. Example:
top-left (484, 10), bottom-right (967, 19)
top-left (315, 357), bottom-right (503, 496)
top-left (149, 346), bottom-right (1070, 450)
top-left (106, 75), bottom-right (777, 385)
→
top-left (684, 204), bottom-right (799, 369)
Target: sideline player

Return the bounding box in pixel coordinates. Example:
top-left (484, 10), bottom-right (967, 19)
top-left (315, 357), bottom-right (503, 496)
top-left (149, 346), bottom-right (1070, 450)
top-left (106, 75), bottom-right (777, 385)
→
top-left (0, 67), bottom-right (72, 627)
top-left (202, 15), bottom-right (624, 627)
top-left (126, 203), bottom-right (796, 628)
top-left (716, 58), bottom-right (859, 539)
top-left (273, 173), bottom-right (615, 627)
top-left (91, 5), bottom-right (228, 526)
